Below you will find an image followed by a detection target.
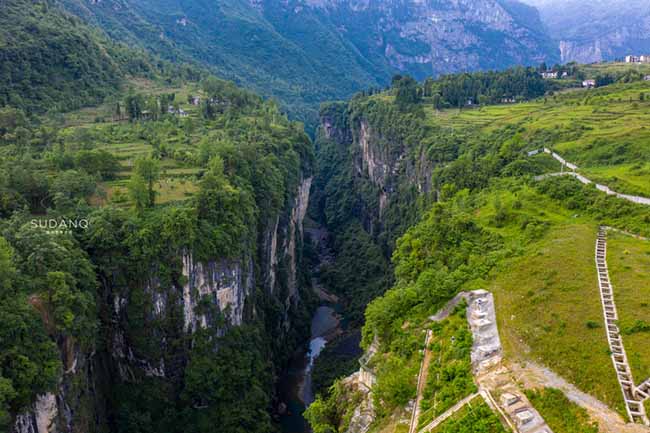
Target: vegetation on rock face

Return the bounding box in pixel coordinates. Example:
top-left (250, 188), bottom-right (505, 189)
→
top-left (0, 41), bottom-right (315, 429)
top-left (4, 1), bottom-right (650, 427)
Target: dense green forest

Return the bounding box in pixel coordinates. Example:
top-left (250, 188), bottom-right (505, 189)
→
top-left (0, 64), bottom-right (316, 432)
top-left (0, 0), bottom-right (202, 115)
top-left (4, 0), bottom-right (650, 430)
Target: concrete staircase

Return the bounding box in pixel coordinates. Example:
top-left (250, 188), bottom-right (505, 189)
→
top-left (636, 379), bottom-right (650, 401)
top-left (596, 227), bottom-right (650, 425)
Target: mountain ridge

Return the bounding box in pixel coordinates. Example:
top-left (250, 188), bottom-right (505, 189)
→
top-left (56, 0), bottom-right (560, 127)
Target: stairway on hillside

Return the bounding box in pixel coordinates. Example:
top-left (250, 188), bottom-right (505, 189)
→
top-left (596, 227), bottom-right (650, 425)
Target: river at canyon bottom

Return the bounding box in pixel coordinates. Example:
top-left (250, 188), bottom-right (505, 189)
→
top-left (278, 304), bottom-right (340, 433)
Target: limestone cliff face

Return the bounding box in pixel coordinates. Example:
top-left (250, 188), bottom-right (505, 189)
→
top-left (284, 176), bottom-right (313, 301)
top-left (181, 254), bottom-right (254, 331)
top-left (330, 114), bottom-right (432, 222)
top-left (13, 339), bottom-right (100, 433)
top-left (256, 0), bottom-right (559, 79)
top-left (13, 174), bottom-right (313, 433)
top-left (529, 0), bottom-right (650, 63)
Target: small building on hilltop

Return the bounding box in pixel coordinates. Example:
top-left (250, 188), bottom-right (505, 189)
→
top-left (582, 79), bottom-right (596, 88)
top-left (626, 55), bottom-right (650, 63)
top-left (541, 71), bottom-right (558, 79)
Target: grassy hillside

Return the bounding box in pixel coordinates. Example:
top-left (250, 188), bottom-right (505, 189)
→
top-left (607, 231), bottom-right (650, 384)
top-left (425, 73), bottom-right (650, 197)
top-left (309, 72), bottom-right (650, 432)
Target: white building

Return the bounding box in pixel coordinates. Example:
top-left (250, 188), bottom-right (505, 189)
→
top-left (582, 79), bottom-right (596, 88)
top-left (541, 71), bottom-right (558, 79)
top-left (625, 55), bottom-right (650, 63)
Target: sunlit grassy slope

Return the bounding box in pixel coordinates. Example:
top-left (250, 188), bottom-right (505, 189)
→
top-left (469, 185), bottom-right (625, 414)
top-left (424, 78), bottom-right (650, 197)
top-left (430, 397), bottom-right (509, 433)
top-left (607, 231), bottom-right (650, 384)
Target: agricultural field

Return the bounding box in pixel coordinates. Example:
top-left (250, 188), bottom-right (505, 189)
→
top-left (59, 83), bottom-right (213, 206)
top-left (606, 231), bottom-right (650, 384)
top-left (425, 78), bottom-right (650, 197)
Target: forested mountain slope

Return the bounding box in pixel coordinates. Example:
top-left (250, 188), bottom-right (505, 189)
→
top-left (0, 0), bottom-right (199, 115)
top-left (0, 11), bottom-right (317, 430)
top-left (308, 66), bottom-right (650, 433)
top-left (56, 0), bottom-right (559, 128)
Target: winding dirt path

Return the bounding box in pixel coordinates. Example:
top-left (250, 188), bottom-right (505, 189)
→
top-left (510, 361), bottom-right (650, 433)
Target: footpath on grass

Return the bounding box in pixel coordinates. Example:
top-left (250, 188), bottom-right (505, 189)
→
top-left (531, 148), bottom-right (650, 206)
top-left (412, 290), bottom-right (553, 433)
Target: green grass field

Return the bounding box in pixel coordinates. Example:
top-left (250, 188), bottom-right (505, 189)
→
top-left (582, 163), bottom-right (650, 197)
top-left (490, 223), bottom-right (624, 415)
top-left (423, 79), bottom-right (650, 197)
top-left (430, 397), bottom-right (509, 433)
top-left (606, 231), bottom-right (650, 385)
top-left (525, 388), bottom-right (599, 433)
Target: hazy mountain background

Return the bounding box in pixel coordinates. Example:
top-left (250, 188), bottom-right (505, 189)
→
top-left (522, 0), bottom-right (650, 63)
top-left (5, 0), bottom-right (648, 128)
top-left (57, 0), bottom-right (560, 126)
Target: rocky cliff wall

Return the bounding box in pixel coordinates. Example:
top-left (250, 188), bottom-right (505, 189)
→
top-left (13, 173), bottom-right (313, 433)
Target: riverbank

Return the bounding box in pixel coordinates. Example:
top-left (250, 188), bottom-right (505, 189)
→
top-left (278, 224), bottom-right (344, 433)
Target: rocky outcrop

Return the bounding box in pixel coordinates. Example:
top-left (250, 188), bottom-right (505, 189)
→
top-left (182, 254), bottom-right (254, 331)
top-left (14, 394), bottom-right (58, 433)
top-left (13, 341), bottom-right (99, 433)
top-left (284, 176), bottom-right (313, 302)
top-left (340, 338), bottom-right (379, 433)
top-left (14, 171), bottom-right (313, 433)
top-left (531, 0), bottom-right (650, 63)
top-left (349, 117), bottom-right (433, 220)
top-left (267, 0), bottom-right (559, 78)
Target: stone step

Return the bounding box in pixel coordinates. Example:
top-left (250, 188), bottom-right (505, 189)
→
top-left (635, 388), bottom-right (649, 399)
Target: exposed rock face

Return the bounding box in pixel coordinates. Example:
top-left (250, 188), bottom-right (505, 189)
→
top-left (14, 394), bottom-right (58, 433)
top-left (284, 176), bottom-right (313, 301)
top-left (340, 338), bottom-right (379, 433)
top-left (182, 253), bottom-right (254, 331)
top-left (13, 343), bottom-right (97, 433)
top-left (335, 114), bottom-right (432, 222)
top-left (14, 172), bottom-right (313, 433)
top-left (526, 0), bottom-right (650, 63)
top-left (257, 0), bottom-right (559, 79)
